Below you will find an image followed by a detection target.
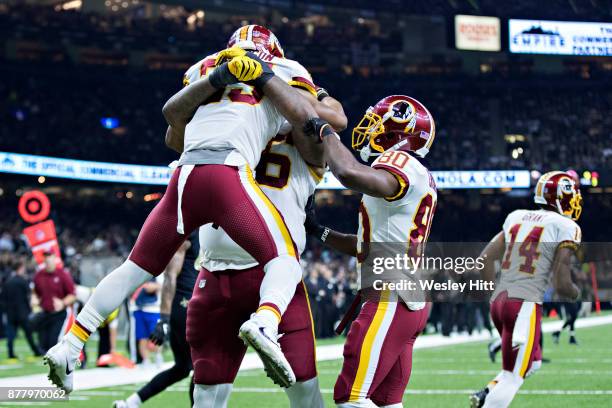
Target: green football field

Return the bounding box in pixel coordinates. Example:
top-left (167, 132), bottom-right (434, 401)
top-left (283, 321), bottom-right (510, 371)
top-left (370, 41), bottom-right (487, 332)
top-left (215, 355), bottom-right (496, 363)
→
top-left (1, 323), bottom-right (612, 407)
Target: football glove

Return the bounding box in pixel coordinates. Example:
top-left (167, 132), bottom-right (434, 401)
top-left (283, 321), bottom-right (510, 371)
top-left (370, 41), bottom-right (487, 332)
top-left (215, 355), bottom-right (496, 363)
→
top-left (303, 117), bottom-right (337, 143)
top-left (208, 53), bottom-right (274, 89)
top-left (149, 313), bottom-right (170, 346)
top-left (304, 195), bottom-right (329, 242)
top-left (214, 45), bottom-right (247, 66)
top-left (227, 55), bottom-right (264, 82)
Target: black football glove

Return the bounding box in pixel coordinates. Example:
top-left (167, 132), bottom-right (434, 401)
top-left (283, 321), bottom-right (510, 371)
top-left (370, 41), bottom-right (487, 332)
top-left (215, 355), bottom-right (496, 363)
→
top-left (303, 117), bottom-right (337, 143)
top-left (149, 313), bottom-right (170, 346)
top-left (304, 195), bottom-right (329, 242)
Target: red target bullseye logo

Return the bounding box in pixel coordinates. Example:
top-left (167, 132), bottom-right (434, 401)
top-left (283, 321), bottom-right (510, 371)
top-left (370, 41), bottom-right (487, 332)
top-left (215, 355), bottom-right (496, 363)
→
top-left (18, 190), bottom-right (51, 224)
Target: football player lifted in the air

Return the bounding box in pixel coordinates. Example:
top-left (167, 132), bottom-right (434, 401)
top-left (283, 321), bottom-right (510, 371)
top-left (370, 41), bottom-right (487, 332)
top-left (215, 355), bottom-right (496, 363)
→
top-left (45, 25), bottom-right (341, 393)
top-left (183, 26), bottom-right (347, 407)
top-left (470, 171), bottom-right (583, 408)
top-left (305, 95), bottom-right (437, 407)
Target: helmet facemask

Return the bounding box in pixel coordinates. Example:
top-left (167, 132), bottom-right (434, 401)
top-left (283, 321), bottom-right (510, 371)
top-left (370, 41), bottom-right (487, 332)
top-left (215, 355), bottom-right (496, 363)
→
top-left (556, 178), bottom-right (583, 221)
top-left (352, 108), bottom-right (385, 161)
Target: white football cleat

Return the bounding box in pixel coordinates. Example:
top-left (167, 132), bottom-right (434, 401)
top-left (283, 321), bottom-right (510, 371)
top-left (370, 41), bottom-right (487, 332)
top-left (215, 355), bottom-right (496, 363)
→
top-left (238, 317), bottom-right (296, 388)
top-left (43, 340), bottom-right (76, 393)
top-left (113, 401), bottom-right (128, 408)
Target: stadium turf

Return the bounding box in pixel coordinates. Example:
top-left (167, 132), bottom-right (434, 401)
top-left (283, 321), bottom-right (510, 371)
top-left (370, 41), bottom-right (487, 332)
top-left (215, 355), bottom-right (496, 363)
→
top-left (1, 323), bottom-right (611, 407)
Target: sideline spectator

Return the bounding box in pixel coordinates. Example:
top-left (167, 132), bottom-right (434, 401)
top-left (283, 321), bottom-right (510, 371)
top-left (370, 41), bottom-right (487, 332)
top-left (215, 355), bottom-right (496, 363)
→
top-left (32, 251), bottom-right (76, 352)
top-left (133, 277), bottom-right (162, 365)
top-left (2, 258), bottom-right (42, 360)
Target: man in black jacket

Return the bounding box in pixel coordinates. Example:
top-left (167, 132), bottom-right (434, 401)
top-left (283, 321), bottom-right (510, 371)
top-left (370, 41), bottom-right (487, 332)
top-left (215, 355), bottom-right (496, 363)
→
top-left (2, 258), bottom-right (42, 360)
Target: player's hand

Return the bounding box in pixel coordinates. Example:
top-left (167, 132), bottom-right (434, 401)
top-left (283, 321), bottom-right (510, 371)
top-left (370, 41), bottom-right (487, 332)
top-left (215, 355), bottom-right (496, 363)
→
top-left (303, 118), bottom-right (337, 143)
top-left (149, 314), bottom-right (170, 346)
top-left (214, 45), bottom-right (247, 66)
top-left (227, 55), bottom-right (264, 82)
top-left (208, 53), bottom-right (274, 89)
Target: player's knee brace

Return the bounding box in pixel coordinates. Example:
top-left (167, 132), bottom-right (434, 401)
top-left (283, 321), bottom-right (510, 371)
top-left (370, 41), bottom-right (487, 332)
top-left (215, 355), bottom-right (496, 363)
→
top-left (193, 383), bottom-right (232, 408)
top-left (285, 377), bottom-right (324, 408)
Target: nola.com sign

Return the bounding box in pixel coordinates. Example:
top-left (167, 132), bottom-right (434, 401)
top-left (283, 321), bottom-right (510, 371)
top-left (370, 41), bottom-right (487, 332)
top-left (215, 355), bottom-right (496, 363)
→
top-left (319, 170), bottom-right (530, 190)
top-left (0, 151), bottom-right (531, 190)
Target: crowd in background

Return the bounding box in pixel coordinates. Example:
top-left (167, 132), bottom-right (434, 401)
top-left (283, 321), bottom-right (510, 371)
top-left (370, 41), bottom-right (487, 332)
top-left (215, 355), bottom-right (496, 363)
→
top-left (0, 4), bottom-right (611, 171)
top-left (2, 61), bottom-right (610, 171)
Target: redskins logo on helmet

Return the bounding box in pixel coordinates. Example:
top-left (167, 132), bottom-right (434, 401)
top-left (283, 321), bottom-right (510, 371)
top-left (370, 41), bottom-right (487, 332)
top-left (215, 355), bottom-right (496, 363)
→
top-left (534, 171), bottom-right (583, 220)
top-left (227, 25), bottom-right (284, 58)
top-left (352, 95), bottom-right (435, 161)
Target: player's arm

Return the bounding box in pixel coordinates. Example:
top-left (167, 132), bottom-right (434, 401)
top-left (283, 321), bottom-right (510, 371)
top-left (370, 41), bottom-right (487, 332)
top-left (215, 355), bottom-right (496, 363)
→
top-left (552, 245), bottom-right (580, 300)
top-left (290, 89), bottom-right (347, 167)
top-left (150, 240), bottom-right (190, 346)
top-left (163, 54), bottom-right (267, 148)
top-left (310, 123), bottom-right (399, 197)
top-left (160, 240), bottom-right (190, 316)
top-left (304, 196), bottom-right (357, 256)
top-left (260, 76), bottom-right (324, 166)
top-left (162, 77), bottom-right (218, 131)
top-left (165, 125), bottom-right (184, 153)
top-left (478, 231), bottom-right (505, 283)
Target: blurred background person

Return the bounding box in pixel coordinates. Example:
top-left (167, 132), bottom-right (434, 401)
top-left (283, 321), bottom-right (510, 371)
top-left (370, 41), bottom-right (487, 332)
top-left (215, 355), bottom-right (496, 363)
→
top-left (32, 251), bottom-right (76, 353)
top-left (131, 276), bottom-right (162, 365)
top-left (1, 257), bottom-right (42, 361)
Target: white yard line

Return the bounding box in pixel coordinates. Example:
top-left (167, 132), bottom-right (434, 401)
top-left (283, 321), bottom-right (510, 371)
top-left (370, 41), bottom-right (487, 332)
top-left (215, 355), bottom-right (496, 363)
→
top-left (0, 314), bottom-right (611, 391)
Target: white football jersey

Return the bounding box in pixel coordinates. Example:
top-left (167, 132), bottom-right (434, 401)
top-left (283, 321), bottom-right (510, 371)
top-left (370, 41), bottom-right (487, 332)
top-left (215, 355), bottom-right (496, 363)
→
top-left (199, 133), bottom-right (320, 271)
top-left (492, 209), bottom-right (581, 303)
top-left (358, 150), bottom-right (437, 310)
top-left (181, 51), bottom-right (316, 168)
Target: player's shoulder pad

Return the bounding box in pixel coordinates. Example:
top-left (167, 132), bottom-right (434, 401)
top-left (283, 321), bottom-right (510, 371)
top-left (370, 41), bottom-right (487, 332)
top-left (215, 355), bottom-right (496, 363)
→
top-left (555, 214), bottom-right (582, 243)
top-left (183, 54), bottom-right (217, 86)
top-left (273, 57), bottom-right (316, 97)
top-left (503, 209), bottom-right (525, 229)
top-left (371, 150), bottom-right (418, 202)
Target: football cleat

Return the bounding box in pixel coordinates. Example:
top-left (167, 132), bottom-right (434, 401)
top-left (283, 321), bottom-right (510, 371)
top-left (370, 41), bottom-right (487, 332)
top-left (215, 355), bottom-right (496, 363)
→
top-left (238, 318), bottom-right (296, 388)
top-left (112, 401), bottom-right (128, 408)
top-left (569, 335), bottom-right (579, 345)
top-left (43, 340), bottom-right (76, 393)
top-left (469, 387), bottom-right (489, 408)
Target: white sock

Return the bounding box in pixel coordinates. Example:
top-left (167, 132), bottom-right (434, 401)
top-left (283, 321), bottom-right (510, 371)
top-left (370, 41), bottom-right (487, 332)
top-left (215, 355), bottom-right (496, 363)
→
top-left (337, 399), bottom-right (379, 408)
top-left (193, 383), bottom-right (232, 408)
top-left (486, 370), bottom-right (505, 391)
top-left (257, 255), bottom-right (302, 324)
top-left (285, 377), bottom-right (324, 408)
top-left (483, 370), bottom-right (523, 408)
top-left (126, 393), bottom-right (142, 407)
top-left (65, 260), bottom-right (152, 355)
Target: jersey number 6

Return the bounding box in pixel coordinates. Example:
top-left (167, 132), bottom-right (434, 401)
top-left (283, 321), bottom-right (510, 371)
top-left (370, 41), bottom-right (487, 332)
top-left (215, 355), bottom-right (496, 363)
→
top-left (255, 145), bottom-right (291, 189)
